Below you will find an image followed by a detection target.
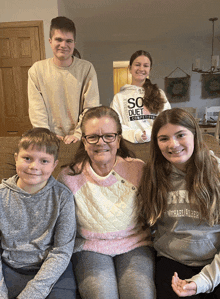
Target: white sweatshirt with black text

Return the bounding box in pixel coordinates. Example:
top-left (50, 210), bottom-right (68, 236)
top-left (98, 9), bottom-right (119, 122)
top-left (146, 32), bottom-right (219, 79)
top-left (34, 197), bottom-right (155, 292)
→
top-left (110, 84), bottom-right (171, 143)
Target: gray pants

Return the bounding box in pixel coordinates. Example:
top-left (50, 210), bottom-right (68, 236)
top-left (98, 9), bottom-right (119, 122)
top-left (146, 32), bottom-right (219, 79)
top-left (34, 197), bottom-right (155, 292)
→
top-left (73, 246), bottom-right (156, 299)
top-left (2, 261), bottom-right (77, 299)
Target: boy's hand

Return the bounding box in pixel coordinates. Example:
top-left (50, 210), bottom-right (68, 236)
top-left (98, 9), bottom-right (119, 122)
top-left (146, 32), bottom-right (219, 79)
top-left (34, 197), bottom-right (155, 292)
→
top-left (171, 272), bottom-right (197, 297)
top-left (63, 135), bottom-right (79, 144)
top-left (56, 135), bottom-right (64, 141)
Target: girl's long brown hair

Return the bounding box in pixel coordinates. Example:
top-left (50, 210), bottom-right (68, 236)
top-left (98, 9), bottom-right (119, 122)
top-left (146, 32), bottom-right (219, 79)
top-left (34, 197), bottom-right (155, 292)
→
top-left (136, 108), bottom-right (220, 227)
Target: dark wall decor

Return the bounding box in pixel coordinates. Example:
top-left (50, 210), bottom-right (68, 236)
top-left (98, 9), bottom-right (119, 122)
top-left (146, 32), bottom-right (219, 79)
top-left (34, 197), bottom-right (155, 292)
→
top-left (201, 74), bottom-right (220, 99)
top-left (164, 67), bottom-right (190, 103)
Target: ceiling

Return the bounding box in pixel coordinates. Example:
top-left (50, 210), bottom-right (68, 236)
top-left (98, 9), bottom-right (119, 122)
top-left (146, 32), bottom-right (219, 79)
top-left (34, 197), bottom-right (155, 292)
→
top-left (61, 0), bottom-right (220, 43)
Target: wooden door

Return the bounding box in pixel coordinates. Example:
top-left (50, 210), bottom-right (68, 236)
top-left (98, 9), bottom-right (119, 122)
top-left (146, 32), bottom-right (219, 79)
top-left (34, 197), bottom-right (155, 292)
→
top-left (0, 21), bottom-right (45, 136)
top-left (113, 61), bottom-right (132, 94)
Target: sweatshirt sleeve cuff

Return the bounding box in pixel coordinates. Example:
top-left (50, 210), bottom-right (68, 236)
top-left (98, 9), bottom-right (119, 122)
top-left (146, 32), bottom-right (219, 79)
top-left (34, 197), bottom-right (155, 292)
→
top-left (17, 284), bottom-right (46, 299)
top-left (73, 131), bottom-right (82, 140)
top-left (186, 274), bottom-right (210, 294)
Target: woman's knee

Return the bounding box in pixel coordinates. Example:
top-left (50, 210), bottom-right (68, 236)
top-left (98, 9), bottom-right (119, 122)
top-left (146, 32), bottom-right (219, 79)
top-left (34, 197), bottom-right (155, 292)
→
top-left (73, 251), bottom-right (119, 299)
top-left (115, 246), bottom-right (156, 299)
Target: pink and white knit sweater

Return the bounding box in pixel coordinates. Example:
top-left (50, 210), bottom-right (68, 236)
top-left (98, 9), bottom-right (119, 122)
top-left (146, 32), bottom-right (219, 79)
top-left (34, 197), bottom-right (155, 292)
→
top-left (57, 156), bottom-right (152, 256)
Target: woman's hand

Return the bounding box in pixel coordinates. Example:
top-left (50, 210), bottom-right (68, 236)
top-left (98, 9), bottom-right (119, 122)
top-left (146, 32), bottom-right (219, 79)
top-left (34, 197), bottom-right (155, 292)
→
top-left (171, 272), bottom-right (197, 297)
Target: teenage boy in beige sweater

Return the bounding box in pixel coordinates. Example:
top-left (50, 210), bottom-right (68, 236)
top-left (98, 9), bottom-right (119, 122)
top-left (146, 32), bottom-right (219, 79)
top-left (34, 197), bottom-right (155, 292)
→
top-left (28, 16), bottom-right (100, 144)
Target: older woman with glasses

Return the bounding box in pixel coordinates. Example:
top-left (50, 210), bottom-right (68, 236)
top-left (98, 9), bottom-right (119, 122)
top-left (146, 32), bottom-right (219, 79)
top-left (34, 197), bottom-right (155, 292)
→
top-left (57, 106), bottom-right (155, 299)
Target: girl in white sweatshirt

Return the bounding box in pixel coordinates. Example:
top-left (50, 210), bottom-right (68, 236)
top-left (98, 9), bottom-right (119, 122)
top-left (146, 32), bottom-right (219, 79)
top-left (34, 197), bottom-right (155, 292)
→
top-left (111, 50), bottom-right (171, 143)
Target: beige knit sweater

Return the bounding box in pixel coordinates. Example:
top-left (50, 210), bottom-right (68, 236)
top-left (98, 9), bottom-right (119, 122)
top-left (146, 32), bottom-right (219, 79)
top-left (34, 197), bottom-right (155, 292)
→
top-left (28, 57), bottom-right (100, 138)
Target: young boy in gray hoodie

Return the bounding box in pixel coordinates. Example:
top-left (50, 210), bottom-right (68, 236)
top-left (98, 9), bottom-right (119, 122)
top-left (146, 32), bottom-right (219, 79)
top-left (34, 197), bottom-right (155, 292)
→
top-left (0, 128), bottom-right (76, 299)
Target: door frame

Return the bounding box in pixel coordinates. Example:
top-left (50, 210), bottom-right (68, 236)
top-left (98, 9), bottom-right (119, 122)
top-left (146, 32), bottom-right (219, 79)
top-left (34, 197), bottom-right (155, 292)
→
top-left (113, 60), bottom-right (132, 94)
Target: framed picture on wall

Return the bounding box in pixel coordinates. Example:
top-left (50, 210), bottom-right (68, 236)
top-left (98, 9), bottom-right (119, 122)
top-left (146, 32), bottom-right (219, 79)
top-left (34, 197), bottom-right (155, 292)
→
top-left (164, 76), bottom-right (190, 103)
top-left (201, 74), bottom-right (220, 99)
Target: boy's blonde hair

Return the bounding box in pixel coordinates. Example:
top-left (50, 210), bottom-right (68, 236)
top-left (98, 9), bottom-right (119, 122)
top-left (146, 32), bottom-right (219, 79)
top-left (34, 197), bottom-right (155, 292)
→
top-left (16, 128), bottom-right (60, 161)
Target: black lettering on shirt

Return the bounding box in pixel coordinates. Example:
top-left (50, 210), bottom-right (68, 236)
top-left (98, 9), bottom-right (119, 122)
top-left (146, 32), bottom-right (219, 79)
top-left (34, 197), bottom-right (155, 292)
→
top-left (129, 114), bottom-right (156, 121)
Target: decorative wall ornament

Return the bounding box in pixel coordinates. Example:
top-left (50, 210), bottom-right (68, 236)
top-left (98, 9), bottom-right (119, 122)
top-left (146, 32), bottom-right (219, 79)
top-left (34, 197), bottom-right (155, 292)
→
top-left (201, 74), bottom-right (220, 98)
top-left (165, 67), bottom-right (190, 103)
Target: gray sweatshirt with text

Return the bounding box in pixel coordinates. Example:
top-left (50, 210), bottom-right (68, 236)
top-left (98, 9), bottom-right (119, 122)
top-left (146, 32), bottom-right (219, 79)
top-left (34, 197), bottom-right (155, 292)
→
top-left (154, 154), bottom-right (220, 294)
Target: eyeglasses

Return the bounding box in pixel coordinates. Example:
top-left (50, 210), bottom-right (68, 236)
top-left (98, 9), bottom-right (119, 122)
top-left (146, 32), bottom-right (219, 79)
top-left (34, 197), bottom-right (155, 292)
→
top-left (83, 133), bottom-right (118, 144)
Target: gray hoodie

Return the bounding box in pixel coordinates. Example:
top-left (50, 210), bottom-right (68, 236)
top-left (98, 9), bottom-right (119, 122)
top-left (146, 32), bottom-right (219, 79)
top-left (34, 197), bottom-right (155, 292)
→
top-left (154, 156), bottom-right (220, 294)
top-left (0, 175), bottom-right (76, 299)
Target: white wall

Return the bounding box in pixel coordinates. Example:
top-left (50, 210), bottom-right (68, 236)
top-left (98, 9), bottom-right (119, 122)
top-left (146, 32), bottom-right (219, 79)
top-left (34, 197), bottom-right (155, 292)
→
top-left (1, 0), bottom-right (58, 58)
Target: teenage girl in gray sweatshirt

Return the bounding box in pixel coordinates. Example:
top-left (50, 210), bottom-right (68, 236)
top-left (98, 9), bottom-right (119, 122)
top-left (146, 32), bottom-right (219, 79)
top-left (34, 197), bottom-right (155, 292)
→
top-left (137, 108), bottom-right (220, 298)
